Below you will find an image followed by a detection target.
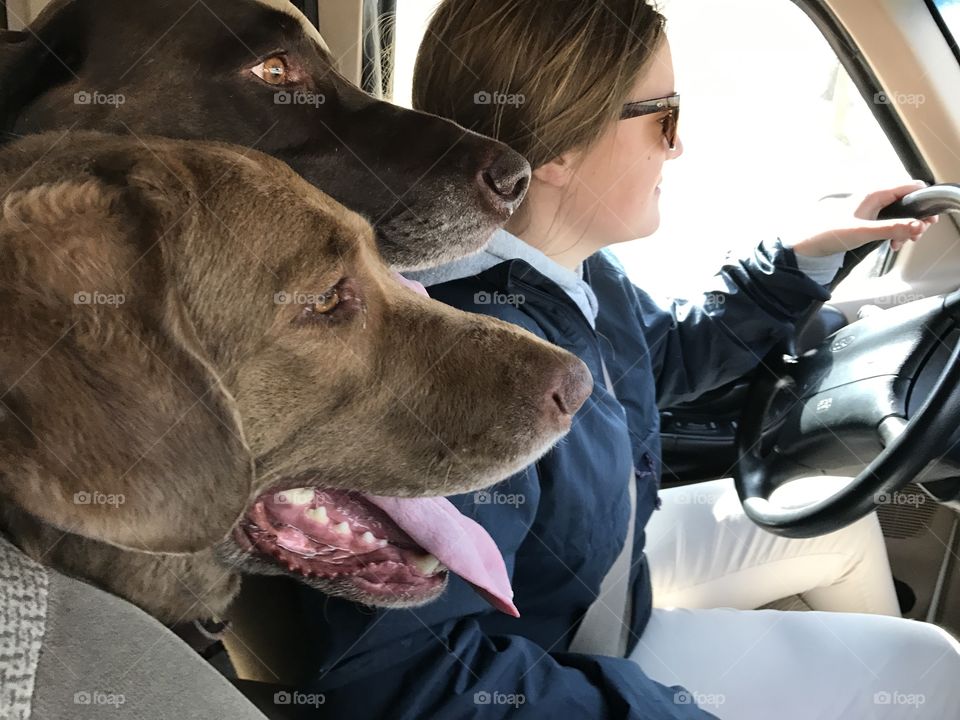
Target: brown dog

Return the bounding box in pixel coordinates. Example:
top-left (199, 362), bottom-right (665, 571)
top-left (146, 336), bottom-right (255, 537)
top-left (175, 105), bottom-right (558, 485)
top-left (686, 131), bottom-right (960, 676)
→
top-left (0, 0), bottom-right (531, 271)
top-left (0, 131), bottom-right (592, 624)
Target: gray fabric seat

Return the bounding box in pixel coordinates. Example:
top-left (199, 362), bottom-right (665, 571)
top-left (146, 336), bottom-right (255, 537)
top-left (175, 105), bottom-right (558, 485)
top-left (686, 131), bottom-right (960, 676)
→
top-left (0, 536), bottom-right (269, 720)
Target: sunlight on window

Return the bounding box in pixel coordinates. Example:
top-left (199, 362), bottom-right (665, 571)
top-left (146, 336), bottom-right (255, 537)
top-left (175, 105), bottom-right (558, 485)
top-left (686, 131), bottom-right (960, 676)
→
top-left (610, 0), bottom-right (911, 296)
top-left (393, 0), bottom-right (441, 109)
top-left (934, 0), bottom-right (960, 43)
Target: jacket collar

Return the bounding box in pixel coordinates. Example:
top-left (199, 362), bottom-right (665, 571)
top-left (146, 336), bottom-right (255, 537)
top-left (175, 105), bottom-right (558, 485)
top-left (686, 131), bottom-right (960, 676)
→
top-left (405, 229), bottom-right (600, 328)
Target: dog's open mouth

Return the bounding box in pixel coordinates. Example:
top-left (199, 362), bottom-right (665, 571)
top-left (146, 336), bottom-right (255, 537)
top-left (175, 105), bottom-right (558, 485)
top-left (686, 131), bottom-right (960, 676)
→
top-left (235, 487), bottom-right (518, 616)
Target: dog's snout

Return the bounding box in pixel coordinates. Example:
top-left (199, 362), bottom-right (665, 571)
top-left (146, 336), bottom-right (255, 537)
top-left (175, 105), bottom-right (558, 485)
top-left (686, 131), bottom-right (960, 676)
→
top-left (546, 357), bottom-right (593, 420)
top-left (478, 150), bottom-right (531, 216)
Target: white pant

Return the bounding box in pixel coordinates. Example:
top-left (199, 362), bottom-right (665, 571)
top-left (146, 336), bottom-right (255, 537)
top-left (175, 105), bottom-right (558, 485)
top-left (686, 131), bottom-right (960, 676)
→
top-left (630, 477), bottom-right (960, 719)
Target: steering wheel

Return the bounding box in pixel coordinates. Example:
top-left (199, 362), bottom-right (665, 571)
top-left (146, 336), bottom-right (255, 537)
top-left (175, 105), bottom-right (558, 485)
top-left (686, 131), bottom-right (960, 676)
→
top-left (734, 184), bottom-right (960, 538)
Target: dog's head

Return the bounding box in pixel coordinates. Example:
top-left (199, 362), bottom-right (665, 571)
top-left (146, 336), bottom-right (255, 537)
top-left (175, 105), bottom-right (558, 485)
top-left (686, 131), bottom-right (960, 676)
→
top-left (0, 131), bottom-right (591, 620)
top-left (0, 0), bottom-right (530, 271)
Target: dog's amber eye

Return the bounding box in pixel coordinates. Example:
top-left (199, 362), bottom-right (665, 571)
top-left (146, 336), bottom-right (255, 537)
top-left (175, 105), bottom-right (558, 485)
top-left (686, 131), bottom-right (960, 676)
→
top-left (290, 279), bottom-right (363, 328)
top-left (252, 55), bottom-right (289, 85)
top-left (305, 290), bottom-right (340, 316)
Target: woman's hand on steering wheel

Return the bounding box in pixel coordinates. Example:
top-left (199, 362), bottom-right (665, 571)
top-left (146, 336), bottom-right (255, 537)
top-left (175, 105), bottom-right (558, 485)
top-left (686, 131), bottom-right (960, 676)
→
top-left (782, 180), bottom-right (940, 257)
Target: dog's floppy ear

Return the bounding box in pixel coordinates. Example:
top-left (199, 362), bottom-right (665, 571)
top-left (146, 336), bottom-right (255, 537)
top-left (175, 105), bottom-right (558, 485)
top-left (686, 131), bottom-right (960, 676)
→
top-left (0, 0), bottom-right (85, 140)
top-left (0, 143), bottom-right (255, 554)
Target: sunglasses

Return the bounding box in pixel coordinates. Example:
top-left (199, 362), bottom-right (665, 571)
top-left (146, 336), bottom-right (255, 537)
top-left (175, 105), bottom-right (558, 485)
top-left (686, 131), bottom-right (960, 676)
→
top-left (619, 93), bottom-right (680, 151)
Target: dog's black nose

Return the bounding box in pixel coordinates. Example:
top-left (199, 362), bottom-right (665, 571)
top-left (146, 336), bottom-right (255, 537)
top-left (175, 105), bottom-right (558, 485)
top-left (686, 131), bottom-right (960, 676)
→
top-left (479, 150), bottom-right (531, 216)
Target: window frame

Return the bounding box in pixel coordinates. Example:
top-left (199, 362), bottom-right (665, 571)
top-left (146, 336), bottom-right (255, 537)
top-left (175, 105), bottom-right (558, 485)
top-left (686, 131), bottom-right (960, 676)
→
top-left (926, 0), bottom-right (960, 69)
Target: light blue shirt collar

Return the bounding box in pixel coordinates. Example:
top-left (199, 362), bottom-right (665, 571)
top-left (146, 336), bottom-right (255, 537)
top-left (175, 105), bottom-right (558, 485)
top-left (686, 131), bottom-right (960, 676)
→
top-left (405, 229), bottom-right (600, 328)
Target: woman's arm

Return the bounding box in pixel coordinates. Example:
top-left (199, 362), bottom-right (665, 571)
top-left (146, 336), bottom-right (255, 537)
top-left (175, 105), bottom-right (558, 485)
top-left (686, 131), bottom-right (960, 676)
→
top-left (590, 182), bottom-right (939, 410)
top-left (591, 238), bottom-right (831, 410)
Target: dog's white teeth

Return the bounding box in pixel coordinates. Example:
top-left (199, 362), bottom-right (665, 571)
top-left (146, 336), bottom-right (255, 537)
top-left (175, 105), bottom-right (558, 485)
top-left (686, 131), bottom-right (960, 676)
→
top-left (305, 506), bottom-right (329, 524)
top-left (276, 488), bottom-right (315, 506)
top-left (333, 521), bottom-right (351, 536)
top-left (360, 532), bottom-right (390, 547)
top-left (412, 553), bottom-right (442, 576)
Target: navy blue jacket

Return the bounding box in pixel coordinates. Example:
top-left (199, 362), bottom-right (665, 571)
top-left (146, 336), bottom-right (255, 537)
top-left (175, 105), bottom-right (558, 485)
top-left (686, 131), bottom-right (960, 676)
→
top-left (296, 239), bottom-right (832, 719)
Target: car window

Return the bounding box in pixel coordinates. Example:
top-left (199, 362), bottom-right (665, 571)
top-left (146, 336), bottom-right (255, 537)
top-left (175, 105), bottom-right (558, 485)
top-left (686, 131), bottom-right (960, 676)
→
top-left (391, 0), bottom-right (910, 297)
top-left (610, 0), bottom-right (914, 297)
top-left (933, 0), bottom-right (960, 48)
top-left (393, 0), bottom-right (441, 109)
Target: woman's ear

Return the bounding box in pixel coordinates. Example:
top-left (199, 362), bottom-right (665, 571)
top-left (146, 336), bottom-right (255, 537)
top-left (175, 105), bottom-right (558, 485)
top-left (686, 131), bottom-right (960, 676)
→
top-left (532, 151), bottom-right (579, 189)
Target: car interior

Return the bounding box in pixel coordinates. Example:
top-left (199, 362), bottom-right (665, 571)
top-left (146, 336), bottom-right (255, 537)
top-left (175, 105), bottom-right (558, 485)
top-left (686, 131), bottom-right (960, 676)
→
top-left (4, 0), bottom-right (960, 717)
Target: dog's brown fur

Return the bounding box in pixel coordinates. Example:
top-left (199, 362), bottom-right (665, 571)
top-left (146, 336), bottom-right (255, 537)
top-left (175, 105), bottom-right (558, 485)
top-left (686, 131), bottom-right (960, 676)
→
top-left (0, 0), bottom-right (532, 271)
top-left (0, 131), bottom-right (591, 623)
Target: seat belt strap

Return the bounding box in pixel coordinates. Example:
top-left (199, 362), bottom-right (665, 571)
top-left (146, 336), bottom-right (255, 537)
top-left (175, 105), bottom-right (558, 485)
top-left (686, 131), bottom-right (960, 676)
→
top-left (568, 357), bottom-right (637, 657)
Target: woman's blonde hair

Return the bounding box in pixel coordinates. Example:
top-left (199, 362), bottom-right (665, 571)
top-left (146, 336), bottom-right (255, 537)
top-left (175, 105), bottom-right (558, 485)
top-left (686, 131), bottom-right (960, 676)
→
top-left (413, 0), bottom-right (667, 170)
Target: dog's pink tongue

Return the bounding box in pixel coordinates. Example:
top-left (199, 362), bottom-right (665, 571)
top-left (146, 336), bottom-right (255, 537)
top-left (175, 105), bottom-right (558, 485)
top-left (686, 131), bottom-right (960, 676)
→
top-left (377, 277), bottom-right (518, 615)
top-left (364, 495), bottom-right (519, 617)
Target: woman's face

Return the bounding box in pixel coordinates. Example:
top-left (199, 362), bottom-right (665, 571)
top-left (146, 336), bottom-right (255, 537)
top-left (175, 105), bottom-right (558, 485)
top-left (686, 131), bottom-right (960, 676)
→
top-left (566, 37), bottom-right (683, 246)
